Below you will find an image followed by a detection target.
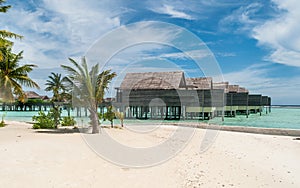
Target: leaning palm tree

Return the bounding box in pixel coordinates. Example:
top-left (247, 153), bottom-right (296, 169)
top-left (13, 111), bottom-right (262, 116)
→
top-left (61, 57), bottom-right (116, 133)
top-left (0, 50), bottom-right (39, 102)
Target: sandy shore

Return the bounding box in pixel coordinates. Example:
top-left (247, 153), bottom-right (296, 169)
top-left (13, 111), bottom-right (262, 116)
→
top-left (0, 121), bottom-right (300, 188)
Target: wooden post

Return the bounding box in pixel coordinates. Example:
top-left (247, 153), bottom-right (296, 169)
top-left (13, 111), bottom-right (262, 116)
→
top-left (166, 106), bottom-right (168, 119)
top-left (68, 107), bottom-right (70, 117)
top-left (230, 93), bottom-right (233, 117)
top-left (85, 108), bottom-right (88, 117)
top-left (202, 90), bottom-right (205, 120)
top-left (260, 106), bottom-right (262, 116)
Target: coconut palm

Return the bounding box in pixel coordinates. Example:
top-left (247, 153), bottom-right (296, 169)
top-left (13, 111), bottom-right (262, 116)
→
top-left (45, 72), bottom-right (69, 127)
top-left (0, 0), bottom-right (23, 60)
top-left (0, 1), bottom-right (37, 102)
top-left (45, 72), bottom-right (68, 102)
top-left (61, 57), bottom-right (116, 133)
top-left (0, 50), bottom-right (39, 102)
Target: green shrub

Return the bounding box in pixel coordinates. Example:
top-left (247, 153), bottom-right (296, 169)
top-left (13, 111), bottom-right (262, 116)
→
top-left (32, 124), bottom-right (40, 129)
top-left (0, 114), bottom-right (6, 127)
top-left (115, 111), bottom-right (124, 127)
top-left (103, 106), bottom-right (115, 128)
top-left (32, 111), bottom-right (56, 129)
top-left (61, 116), bottom-right (76, 126)
top-left (0, 121), bottom-right (5, 127)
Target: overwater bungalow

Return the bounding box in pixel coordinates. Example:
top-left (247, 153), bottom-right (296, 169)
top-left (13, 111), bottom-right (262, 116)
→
top-left (114, 71), bottom-right (270, 120)
top-left (262, 96), bottom-right (272, 114)
top-left (115, 71), bottom-right (187, 120)
top-left (213, 82), bottom-right (249, 117)
top-left (248, 94), bottom-right (262, 114)
top-left (0, 91), bottom-right (51, 111)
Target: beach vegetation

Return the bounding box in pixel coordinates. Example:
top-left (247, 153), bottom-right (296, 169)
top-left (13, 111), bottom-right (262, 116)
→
top-left (0, 49), bottom-right (40, 102)
top-left (61, 57), bottom-right (116, 133)
top-left (61, 116), bottom-right (76, 126)
top-left (115, 111), bottom-right (124, 127)
top-left (0, 113), bottom-right (5, 127)
top-left (45, 72), bottom-right (69, 128)
top-left (103, 105), bottom-right (115, 128)
top-left (32, 110), bottom-right (56, 129)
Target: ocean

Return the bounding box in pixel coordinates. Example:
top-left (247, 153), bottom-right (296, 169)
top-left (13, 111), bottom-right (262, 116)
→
top-left (1, 107), bottom-right (300, 130)
top-left (208, 107), bottom-right (300, 130)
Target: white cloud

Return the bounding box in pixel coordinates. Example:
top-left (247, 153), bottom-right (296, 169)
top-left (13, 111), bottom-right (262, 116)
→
top-left (252, 0), bottom-right (300, 67)
top-left (1, 0), bottom-right (123, 69)
top-left (152, 4), bottom-right (194, 20)
top-left (0, 0), bottom-right (131, 96)
top-left (159, 50), bottom-right (211, 59)
top-left (219, 3), bottom-right (263, 33)
top-left (219, 0), bottom-right (300, 67)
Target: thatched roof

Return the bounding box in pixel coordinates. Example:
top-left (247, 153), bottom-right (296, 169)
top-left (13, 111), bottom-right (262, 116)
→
top-left (238, 87), bottom-right (249, 93)
top-left (227, 85), bottom-right (249, 93)
top-left (119, 71), bottom-right (250, 93)
top-left (120, 71), bottom-right (187, 90)
top-left (186, 77), bottom-right (213, 89)
top-left (25, 91), bottom-right (41, 99)
top-left (228, 85), bottom-right (239, 92)
top-left (40, 95), bottom-right (50, 100)
top-left (213, 82), bottom-right (229, 89)
top-left (213, 82), bottom-right (248, 93)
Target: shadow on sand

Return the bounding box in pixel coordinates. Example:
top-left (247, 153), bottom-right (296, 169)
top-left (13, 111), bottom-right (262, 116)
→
top-left (35, 128), bottom-right (80, 134)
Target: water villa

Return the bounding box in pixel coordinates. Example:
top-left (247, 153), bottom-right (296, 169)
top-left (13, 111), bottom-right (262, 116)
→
top-left (0, 91), bottom-right (51, 111)
top-left (114, 71), bottom-right (271, 120)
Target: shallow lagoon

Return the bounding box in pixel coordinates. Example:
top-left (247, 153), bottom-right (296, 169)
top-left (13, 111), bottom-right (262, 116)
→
top-left (1, 107), bottom-right (299, 130)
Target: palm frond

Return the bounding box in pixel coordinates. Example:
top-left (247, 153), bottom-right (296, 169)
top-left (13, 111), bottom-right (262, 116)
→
top-left (0, 30), bottom-right (23, 39)
top-left (0, 0), bottom-right (11, 13)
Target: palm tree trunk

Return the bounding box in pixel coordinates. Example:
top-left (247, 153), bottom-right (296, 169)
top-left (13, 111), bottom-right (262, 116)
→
top-left (51, 102), bottom-right (60, 129)
top-left (89, 108), bottom-right (99, 133)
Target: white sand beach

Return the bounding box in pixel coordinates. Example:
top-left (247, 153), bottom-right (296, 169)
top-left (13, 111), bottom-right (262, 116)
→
top-left (0, 121), bottom-right (300, 188)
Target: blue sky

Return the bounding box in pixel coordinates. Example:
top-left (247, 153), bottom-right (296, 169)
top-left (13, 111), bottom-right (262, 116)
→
top-left (1, 0), bottom-right (300, 104)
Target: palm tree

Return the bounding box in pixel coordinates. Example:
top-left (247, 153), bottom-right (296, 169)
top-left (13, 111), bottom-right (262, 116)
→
top-left (0, 1), bottom-right (37, 102)
top-left (45, 72), bottom-right (69, 127)
top-left (0, 0), bottom-right (23, 61)
top-left (61, 57), bottom-right (116, 133)
top-left (0, 50), bottom-right (39, 102)
top-left (45, 72), bottom-right (68, 101)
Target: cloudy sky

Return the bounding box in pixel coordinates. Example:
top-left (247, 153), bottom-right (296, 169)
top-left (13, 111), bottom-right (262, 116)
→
top-left (1, 0), bottom-right (300, 104)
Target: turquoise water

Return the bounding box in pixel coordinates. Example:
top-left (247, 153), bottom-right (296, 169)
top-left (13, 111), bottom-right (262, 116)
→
top-left (208, 107), bottom-right (300, 130)
top-left (0, 110), bottom-right (74, 123)
top-left (1, 107), bottom-right (300, 130)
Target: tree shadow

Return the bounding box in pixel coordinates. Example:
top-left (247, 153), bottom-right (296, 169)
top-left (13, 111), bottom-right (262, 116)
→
top-left (35, 128), bottom-right (79, 134)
